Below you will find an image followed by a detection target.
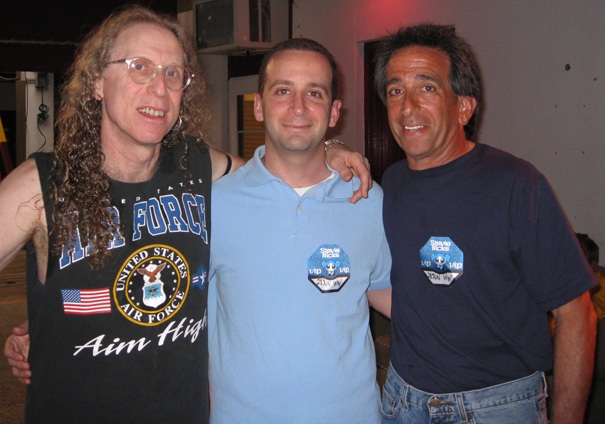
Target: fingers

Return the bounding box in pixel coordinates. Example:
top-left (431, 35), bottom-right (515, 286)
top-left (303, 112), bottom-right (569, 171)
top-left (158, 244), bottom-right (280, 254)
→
top-left (9, 358), bottom-right (31, 384)
top-left (349, 176), bottom-right (373, 203)
top-left (348, 156), bottom-right (372, 203)
top-left (6, 342), bottom-right (32, 385)
top-left (324, 142), bottom-right (373, 202)
top-left (4, 334), bottom-right (26, 361)
top-left (5, 331), bottom-right (32, 385)
top-left (348, 190), bottom-right (363, 204)
top-left (12, 321), bottom-right (29, 336)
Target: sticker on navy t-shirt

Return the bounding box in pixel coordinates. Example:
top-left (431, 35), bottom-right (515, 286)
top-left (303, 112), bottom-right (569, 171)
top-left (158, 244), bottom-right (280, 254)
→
top-left (308, 244), bottom-right (350, 292)
top-left (419, 237), bottom-right (464, 286)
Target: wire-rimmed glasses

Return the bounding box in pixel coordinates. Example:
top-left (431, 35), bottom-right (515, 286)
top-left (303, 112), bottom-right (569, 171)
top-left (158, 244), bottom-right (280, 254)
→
top-left (107, 57), bottom-right (193, 91)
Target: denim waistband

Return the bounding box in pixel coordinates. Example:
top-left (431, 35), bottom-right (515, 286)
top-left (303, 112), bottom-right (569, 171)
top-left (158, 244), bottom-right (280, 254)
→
top-left (388, 363), bottom-right (547, 417)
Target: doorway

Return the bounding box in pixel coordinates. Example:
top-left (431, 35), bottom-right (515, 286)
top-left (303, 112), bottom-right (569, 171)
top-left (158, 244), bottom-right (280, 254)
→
top-left (228, 74), bottom-right (265, 160)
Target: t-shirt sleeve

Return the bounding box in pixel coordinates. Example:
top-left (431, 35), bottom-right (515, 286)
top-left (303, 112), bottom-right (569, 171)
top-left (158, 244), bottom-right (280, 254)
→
top-left (510, 168), bottom-right (597, 312)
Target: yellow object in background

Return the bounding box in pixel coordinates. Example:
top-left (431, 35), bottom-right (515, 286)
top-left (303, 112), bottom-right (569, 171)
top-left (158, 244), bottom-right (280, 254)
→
top-left (0, 115), bottom-right (6, 143)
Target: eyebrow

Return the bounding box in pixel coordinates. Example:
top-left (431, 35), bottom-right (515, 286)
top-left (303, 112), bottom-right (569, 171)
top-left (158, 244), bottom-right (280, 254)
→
top-left (268, 79), bottom-right (330, 94)
top-left (308, 82), bottom-right (330, 94)
top-left (127, 56), bottom-right (185, 67)
top-left (386, 73), bottom-right (440, 86)
top-left (268, 79), bottom-right (294, 89)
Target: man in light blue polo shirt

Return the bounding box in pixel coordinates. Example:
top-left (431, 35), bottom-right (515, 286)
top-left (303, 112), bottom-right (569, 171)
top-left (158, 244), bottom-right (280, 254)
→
top-left (208, 38), bottom-right (392, 424)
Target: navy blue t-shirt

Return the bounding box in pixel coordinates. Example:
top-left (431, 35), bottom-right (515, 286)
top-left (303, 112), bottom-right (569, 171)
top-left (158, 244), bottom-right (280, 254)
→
top-left (382, 143), bottom-right (596, 394)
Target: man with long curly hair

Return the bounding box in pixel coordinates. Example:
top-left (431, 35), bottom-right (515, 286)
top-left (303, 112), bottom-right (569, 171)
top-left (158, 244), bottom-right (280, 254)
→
top-left (0, 5), bottom-right (239, 423)
top-left (0, 5), bottom-right (369, 423)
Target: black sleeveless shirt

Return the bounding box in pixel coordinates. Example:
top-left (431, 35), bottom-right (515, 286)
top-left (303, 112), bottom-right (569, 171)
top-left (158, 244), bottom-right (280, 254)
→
top-left (25, 137), bottom-right (211, 423)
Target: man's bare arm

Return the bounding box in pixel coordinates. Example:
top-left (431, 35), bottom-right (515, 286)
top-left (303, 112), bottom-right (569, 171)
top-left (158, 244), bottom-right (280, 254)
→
top-left (367, 288), bottom-right (392, 319)
top-left (1, 159), bottom-right (45, 385)
top-left (550, 291), bottom-right (597, 424)
top-left (0, 159), bottom-right (44, 271)
top-left (208, 147), bottom-right (247, 182)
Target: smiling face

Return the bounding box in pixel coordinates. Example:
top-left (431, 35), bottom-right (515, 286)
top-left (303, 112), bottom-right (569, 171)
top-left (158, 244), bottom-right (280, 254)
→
top-left (385, 46), bottom-right (476, 170)
top-left (95, 23), bottom-right (185, 153)
top-left (254, 49), bottom-right (341, 157)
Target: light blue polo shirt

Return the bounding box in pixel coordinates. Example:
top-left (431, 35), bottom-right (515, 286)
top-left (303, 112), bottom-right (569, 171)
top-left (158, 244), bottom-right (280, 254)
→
top-left (208, 145), bottom-right (391, 424)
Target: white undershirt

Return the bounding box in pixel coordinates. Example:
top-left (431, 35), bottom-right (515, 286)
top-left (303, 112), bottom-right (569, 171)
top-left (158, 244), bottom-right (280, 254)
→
top-left (292, 172), bottom-right (336, 196)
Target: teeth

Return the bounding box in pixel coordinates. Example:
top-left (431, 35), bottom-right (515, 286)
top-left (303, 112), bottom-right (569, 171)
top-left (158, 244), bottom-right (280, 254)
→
top-left (139, 107), bottom-right (165, 117)
top-left (405, 125), bottom-right (423, 130)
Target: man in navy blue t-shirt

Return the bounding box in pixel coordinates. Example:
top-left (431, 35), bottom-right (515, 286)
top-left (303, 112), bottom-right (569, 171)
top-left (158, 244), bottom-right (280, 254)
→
top-left (374, 24), bottom-right (597, 424)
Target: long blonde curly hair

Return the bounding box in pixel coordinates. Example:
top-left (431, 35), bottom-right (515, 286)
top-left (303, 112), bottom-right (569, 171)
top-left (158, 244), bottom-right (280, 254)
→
top-left (51, 4), bottom-right (208, 270)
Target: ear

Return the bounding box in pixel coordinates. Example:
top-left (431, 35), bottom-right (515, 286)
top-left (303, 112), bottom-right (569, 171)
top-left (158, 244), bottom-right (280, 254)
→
top-left (458, 96), bottom-right (477, 125)
top-left (328, 99), bottom-right (342, 128)
top-left (253, 93), bottom-right (264, 122)
top-left (94, 78), bottom-right (104, 101)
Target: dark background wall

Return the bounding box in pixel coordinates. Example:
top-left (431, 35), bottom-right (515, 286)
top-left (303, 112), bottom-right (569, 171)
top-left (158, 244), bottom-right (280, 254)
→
top-left (0, 1), bottom-right (177, 73)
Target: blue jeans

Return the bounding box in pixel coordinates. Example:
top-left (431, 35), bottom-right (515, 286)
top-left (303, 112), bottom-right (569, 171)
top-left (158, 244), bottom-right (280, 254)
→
top-left (381, 363), bottom-right (548, 424)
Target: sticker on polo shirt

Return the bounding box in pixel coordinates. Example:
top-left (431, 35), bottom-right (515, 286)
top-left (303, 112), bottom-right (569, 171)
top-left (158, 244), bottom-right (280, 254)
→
top-left (420, 237), bottom-right (463, 286)
top-left (308, 244), bottom-right (350, 292)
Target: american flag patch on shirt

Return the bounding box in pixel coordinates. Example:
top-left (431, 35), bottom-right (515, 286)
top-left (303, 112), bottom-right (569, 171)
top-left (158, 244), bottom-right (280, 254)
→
top-left (61, 288), bottom-right (112, 315)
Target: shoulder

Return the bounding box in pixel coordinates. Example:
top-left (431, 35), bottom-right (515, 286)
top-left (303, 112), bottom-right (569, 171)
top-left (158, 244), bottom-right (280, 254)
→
top-left (380, 159), bottom-right (408, 190)
top-left (0, 158), bottom-right (47, 267)
top-left (1, 158), bottom-right (44, 194)
top-left (383, 159), bottom-right (408, 178)
top-left (212, 163), bottom-right (247, 191)
top-left (360, 180), bottom-right (384, 213)
top-left (210, 166), bottom-right (250, 219)
top-left (208, 147), bottom-right (247, 182)
top-left (352, 176), bottom-right (384, 200)
top-left (337, 175), bottom-right (384, 209)
top-left (165, 135), bottom-right (211, 169)
top-left (468, 145), bottom-right (547, 194)
top-left (477, 144), bottom-right (542, 175)
top-left (182, 135), bottom-right (210, 162)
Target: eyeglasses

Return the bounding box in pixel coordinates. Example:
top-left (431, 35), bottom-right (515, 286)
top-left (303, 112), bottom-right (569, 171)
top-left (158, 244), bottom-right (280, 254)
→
top-left (107, 57), bottom-right (193, 91)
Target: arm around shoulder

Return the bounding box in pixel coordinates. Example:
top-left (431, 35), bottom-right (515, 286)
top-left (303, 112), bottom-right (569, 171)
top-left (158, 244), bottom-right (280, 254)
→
top-left (325, 141), bottom-right (372, 203)
top-left (368, 288), bottom-right (392, 319)
top-left (208, 147), bottom-right (247, 182)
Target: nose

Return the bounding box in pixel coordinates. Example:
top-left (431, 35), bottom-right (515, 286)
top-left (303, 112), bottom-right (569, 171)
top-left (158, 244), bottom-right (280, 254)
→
top-left (289, 92), bottom-right (307, 116)
top-left (148, 71), bottom-right (168, 97)
top-left (401, 92), bottom-right (419, 117)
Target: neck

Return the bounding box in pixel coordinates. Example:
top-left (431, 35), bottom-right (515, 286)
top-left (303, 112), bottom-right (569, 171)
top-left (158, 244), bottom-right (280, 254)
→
top-left (101, 139), bottom-right (162, 183)
top-left (262, 145), bottom-right (331, 188)
top-left (409, 130), bottom-right (475, 171)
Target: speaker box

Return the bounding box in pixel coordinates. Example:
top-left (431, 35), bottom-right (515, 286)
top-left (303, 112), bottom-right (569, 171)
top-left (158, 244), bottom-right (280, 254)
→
top-left (194, 0), bottom-right (288, 54)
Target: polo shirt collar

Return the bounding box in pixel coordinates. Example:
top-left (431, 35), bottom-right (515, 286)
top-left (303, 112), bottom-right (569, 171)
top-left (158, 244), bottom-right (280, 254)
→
top-left (245, 145), bottom-right (355, 200)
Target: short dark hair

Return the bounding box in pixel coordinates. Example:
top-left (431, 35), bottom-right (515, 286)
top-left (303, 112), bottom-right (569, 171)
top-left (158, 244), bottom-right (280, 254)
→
top-left (374, 24), bottom-right (482, 139)
top-left (577, 233), bottom-right (600, 264)
top-left (257, 37), bottom-right (339, 101)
